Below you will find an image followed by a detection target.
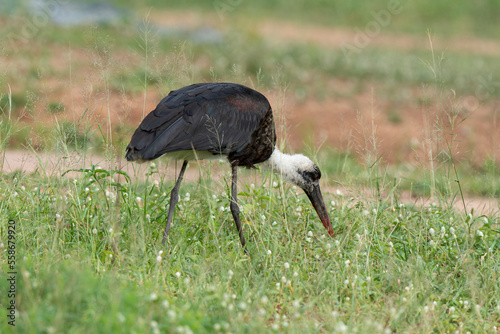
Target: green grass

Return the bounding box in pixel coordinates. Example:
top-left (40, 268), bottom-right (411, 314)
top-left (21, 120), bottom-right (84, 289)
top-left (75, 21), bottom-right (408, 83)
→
top-left (111, 0), bottom-right (500, 39)
top-left (0, 161), bottom-right (499, 333)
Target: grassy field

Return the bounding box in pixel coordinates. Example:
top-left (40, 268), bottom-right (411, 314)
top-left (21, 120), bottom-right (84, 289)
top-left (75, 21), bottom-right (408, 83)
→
top-left (0, 159), bottom-right (499, 333)
top-left (1, 0), bottom-right (500, 333)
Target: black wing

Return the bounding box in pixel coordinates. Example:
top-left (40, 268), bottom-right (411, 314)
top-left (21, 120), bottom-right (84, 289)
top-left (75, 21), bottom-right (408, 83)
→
top-left (125, 83), bottom-right (275, 165)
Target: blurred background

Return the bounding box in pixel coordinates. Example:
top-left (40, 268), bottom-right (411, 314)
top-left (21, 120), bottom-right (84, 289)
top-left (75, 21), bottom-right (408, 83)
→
top-left (1, 0), bottom-right (499, 197)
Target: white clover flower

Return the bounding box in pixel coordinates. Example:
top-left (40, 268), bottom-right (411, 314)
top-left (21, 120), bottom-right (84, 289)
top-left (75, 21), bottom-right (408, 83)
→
top-left (156, 255), bottom-right (162, 262)
top-left (273, 181), bottom-right (278, 188)
top-left (423, 305), bottom-right (429, 312)
top-left (476, 230), bottom-right (484, 238)
top-left (449, 306), bottom-right (455, 313)
top-left (293, 271), bottom-right (298, 277)
top-left (261, 214), bottom-right (266, 220)
top-left (366, 276), bottom-right (371, 283)
top-left (135, 197), bottom-right (142, 204)
top-left (73, 179), bottom-right (78, 185)
top-left (150, 162), bottom-right (156, 169)
top-left (219, 206), bottom-right (225, 212)
top-left (228, 270), bottom-right (233, 278)
top-left (336, 189), bottom-right (343, 196)
top-left (344, 279), bottom-right (349, 286)
top-left (272, 221), bottom-right (277, 226)
top-left (362, 210), bottom-right (369, 216)
top-left (330, 200), bottom-right (336, 206)
top-left (175, 272), bottom-right (181, 278)
top-left (336, 322), bottom-right (348, 333)
top-left (429, 240), bottom-right (435, 246)
top-left (85, 187), bottom-right (90, 193)
top-left (345, 260), bottom-right (350, 266)
top-left (267, 249), bottom-right (272, 255)
top-left (296, 206), bottom-right (302, 212)
top-left (55, 213), bottom-right (62, 223)
top-left (284, 262), bottom-right (290, 269)
top-left (250, 184), bottom-right (255, 189)
top-left (109, 228), bottom-right (113, 233)
top-left (260, 296), bottom-right (268, 304)
top-left (306, 237), bottom-right (312, 243)
top-left (276, 283), bottom-right (280, 289)
top-left (429, 228), bottom-right (435, 237)
top-left (450, 227), bottom-right (456, 235)
top-left (92, 228), bottom-right (97, 235)
top-left (281, 276), bottom-right (287, 283)
top-left (153, 179), bottom-right (160, 187)
top-left (388, 241), bottom-right (394, 248)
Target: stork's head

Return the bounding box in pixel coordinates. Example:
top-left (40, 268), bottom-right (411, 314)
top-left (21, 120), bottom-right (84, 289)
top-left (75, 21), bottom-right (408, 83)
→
top-left (278, 154), bottom-right (334, 237)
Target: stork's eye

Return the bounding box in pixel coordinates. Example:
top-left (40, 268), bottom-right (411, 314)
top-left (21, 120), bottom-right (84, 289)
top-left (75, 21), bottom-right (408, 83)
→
top-left (300, 169), bottom-right (321, 182)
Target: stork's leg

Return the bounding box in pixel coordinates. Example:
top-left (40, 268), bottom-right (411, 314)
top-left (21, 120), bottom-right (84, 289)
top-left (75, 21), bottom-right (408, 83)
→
top-left (162, 160), bottom-right (188, 246)
top-left (230, 164), bottom-right (247, 252)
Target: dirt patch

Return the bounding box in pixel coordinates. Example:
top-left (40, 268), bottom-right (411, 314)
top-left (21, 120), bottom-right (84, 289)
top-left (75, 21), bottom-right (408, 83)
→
top-left (147, 10), bottom-right (500, 56)
top-left (258, 21), bottom-right (500, 56)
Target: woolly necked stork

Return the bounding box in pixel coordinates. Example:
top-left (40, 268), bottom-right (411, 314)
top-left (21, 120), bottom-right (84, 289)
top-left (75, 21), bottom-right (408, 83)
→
top-left (126, 82), bottom-right (334, 248)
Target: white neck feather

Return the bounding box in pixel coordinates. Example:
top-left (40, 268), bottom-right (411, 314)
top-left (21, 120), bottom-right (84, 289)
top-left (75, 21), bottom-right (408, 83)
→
top-left (261, 148), bottom-right (290, 173)
top-left (261, 147), bottom-right (308, 187)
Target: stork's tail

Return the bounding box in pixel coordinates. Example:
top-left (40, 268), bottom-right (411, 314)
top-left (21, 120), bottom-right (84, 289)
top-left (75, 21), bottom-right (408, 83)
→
top-left (125, 146), bottom-right (143, 162)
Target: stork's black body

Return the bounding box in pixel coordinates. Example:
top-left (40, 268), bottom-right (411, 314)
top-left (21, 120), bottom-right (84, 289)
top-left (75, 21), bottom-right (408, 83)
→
top-left (126, 83), bottom-right (334, 249)
top-left (126, 83), bottom-right (276, 167)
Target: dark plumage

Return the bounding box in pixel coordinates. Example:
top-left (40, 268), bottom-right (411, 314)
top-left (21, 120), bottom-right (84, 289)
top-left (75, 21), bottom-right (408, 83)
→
top-left (126, 83), bottom-right (276, 168)
top-left (126, 83), bottom-right (334, 250)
